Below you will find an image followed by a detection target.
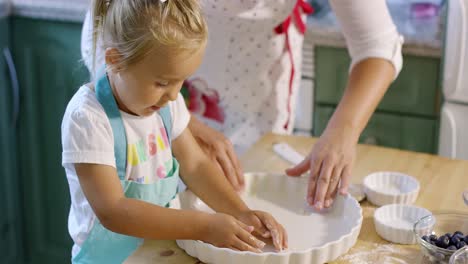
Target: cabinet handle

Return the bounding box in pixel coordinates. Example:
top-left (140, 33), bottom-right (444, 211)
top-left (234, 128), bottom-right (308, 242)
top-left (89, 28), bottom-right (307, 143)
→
top-left (3, 47), bottom-right (19, 127)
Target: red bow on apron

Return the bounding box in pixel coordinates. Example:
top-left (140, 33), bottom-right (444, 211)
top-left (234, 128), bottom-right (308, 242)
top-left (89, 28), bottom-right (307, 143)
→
top-left (274, 0), bottom-right (314, 130)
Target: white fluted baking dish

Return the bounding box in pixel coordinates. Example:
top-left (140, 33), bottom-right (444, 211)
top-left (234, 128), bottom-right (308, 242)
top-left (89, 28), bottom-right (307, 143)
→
top-left (173, 172), bottom-right (363, 264)
top-left (374, 204), bottom-right (432, 244)
top-left (363, 171), bottom-right (420, 206)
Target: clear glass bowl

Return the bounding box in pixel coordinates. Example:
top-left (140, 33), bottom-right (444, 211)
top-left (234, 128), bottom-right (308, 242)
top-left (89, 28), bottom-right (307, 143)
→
top-left (413, 212), bottom-right (468, 264)
top-left (450, 247), bottom-right (468, 264)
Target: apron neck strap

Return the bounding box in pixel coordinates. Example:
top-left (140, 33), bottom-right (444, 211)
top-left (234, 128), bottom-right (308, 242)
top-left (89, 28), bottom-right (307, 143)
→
top-left (95, 66), bottom-right (128, 180)
top-left (159, 106), bottom-right (172, 146)
top-left (94, 66), bottom-right (174, 181)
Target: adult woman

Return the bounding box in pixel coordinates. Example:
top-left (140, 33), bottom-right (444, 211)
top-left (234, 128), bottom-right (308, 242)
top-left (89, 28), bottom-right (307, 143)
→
top-left (81, 0), bottom-right (402, 210)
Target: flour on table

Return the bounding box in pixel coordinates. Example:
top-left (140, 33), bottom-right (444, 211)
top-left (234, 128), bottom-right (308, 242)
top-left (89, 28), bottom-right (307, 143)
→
top-left (337, 243), bottom-right (422, 264)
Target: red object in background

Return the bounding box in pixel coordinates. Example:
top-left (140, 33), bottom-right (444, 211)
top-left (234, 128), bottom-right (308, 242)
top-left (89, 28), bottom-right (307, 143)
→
top-left (183, 78), bottom-right (225, 124)
top-left (274, 0), bottom-right (313, 130)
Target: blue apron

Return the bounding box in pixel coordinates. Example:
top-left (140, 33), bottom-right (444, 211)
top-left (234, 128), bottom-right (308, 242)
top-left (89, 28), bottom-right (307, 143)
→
top-left (72, 69), bottom-right (181, 264)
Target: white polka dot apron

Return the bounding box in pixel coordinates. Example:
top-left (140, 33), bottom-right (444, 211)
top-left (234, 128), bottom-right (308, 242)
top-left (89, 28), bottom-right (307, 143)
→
top-left (183, 0), bottom-right (313, 154)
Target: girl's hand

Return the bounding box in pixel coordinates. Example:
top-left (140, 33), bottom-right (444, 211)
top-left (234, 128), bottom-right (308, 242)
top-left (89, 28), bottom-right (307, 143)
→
top-left (202, 213), bottom-right (266, 253)
top-left (236, 210), bottom-right (288, 251)
top-left (286, 127), bottom-right (357, 210)
top-left (189, 116), bottom-right (245, 191)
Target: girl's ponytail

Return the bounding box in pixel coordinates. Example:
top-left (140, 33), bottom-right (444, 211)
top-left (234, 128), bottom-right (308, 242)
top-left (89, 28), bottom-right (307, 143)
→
top-left (91, 0), bottom-right (109, 74)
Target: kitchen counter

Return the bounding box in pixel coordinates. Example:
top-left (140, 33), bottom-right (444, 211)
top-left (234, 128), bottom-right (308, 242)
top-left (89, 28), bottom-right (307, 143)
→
top-left (305, 21), bottom-right (442, 58)
top-left (301, 14), bottom-right (443, 79)
top-left (305, 12), bottom-right (445, 57)
top-left (124, 133), bottom-right (467, 264)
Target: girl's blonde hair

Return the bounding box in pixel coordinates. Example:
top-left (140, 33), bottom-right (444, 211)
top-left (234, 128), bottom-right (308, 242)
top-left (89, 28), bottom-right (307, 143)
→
top-left (92, 0), bottom-right (207, 72)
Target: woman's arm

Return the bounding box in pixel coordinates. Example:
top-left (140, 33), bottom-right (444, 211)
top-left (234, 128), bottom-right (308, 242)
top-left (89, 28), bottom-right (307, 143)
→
top-left (287, 0), bottom-right (403, 210)
top-left (324, 59), bottom-right (395, 144)
top-left (329, 0), bottom-right (403, 78)
top-left (172, 128), bottom-right (249, 216)
top-left (188, 115), bottom-right (245, 191)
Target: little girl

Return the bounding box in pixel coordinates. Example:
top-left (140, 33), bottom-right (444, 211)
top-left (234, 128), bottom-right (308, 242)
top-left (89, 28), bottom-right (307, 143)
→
top-left (61, 0), bottom-right (287, 263)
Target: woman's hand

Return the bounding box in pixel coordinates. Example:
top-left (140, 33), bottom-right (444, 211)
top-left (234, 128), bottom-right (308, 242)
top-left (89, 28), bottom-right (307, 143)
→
top-left (201, 213), bottom-right (266, 253)
top-left (286, 126), bottom-right (358, 210)
top-left (189, 116), bottom-right (245, 191)
top-left (286, 58), bottom-right (395, 210)
top-left (236, 210), bottom-right (288, 251)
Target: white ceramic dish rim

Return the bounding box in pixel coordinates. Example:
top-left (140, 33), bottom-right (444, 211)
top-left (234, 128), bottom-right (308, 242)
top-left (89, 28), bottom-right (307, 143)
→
top-left (363, 171), bottom-right (420, 196)
top-left (176, 172), bottom-right (364, 257)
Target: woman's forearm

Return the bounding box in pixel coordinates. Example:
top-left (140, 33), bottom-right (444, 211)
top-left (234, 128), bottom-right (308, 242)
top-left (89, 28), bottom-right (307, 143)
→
top-left (188, 114), bottom-right (204, 132)
top-left (324, 58), bottom-right (395, 140)
top-left (181, 160), bottom-right (249, 217)
top-left (173, 130), bottom-right (249, 218)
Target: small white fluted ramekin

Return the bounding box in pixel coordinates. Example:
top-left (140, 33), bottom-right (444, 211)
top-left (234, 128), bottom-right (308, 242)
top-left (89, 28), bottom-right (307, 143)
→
top-left (374, 204), bottom-right (432, 244)
top-left (363, 171), bottom-right (420, 206)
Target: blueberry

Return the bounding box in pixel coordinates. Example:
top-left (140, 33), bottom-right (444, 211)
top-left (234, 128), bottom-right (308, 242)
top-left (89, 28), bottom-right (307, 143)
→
top-left (447, 245), bottom-right (458, 251)
top-left (436, 236), bottom-right (450, 248)
top-left (422, 235), bottom-right (430, 242)
top-left (464, 235), bottom-right (468, 243)
top-left (429, 234), bottom-right (438, 242)
top-left (454, 231), bottom-right (464, 237)
top-left (430, 240), bottom-right (437, 246)
top-left (451, 235), bottom-right (461, 246)
top-left (457, 241), bottom-right (467, 249)
top-left (445, 233), bottom-right (453, 238)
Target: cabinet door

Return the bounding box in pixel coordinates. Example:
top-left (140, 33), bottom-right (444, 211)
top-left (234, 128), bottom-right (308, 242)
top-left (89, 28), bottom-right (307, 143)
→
top-left (315, 47), bottom-right (441, 117)
top-left (0, 15), bottom-right (24, 264)
top-left (314, 105), bottom-right (437, 153)
top-left (12, 17), bottom-right (89, 264)
top-left (0, 17), bottom-right (22, 264)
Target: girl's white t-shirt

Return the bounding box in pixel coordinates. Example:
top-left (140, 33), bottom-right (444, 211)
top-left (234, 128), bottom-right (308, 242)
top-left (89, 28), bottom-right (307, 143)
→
top-left (61, 85), bottom-right (190, 257)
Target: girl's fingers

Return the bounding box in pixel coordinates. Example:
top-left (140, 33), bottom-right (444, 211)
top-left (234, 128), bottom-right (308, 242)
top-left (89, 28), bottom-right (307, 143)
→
top-left (262, 217), bottom-right (282, 251)
top-left (271, 228), bottom-right (282, 251)
top-left (250, 213), bottom-right (272, 238)
top-left (236, 226), bottom-right (266, 250)
top-left (232, 237), bottom-right (263, 253)
top-left (236, 220), bottom-right (254, 233)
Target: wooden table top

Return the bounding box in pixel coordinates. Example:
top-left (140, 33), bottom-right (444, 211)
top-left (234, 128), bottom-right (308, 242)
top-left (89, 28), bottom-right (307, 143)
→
top-left (125, 133), bottom-right (467, 264)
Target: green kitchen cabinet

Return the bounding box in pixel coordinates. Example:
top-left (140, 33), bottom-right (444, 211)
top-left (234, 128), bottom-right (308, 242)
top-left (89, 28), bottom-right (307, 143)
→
top-left (314, 105), bottom-right (437, 153)
top-left (315, 46), bottom-right (441, 117)
top-left (0, 15), bottom-right (23, 264)
top-left (11, 17), bottom-right (89, 264)
top-left (313, 46), bottom-right (441, 153)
